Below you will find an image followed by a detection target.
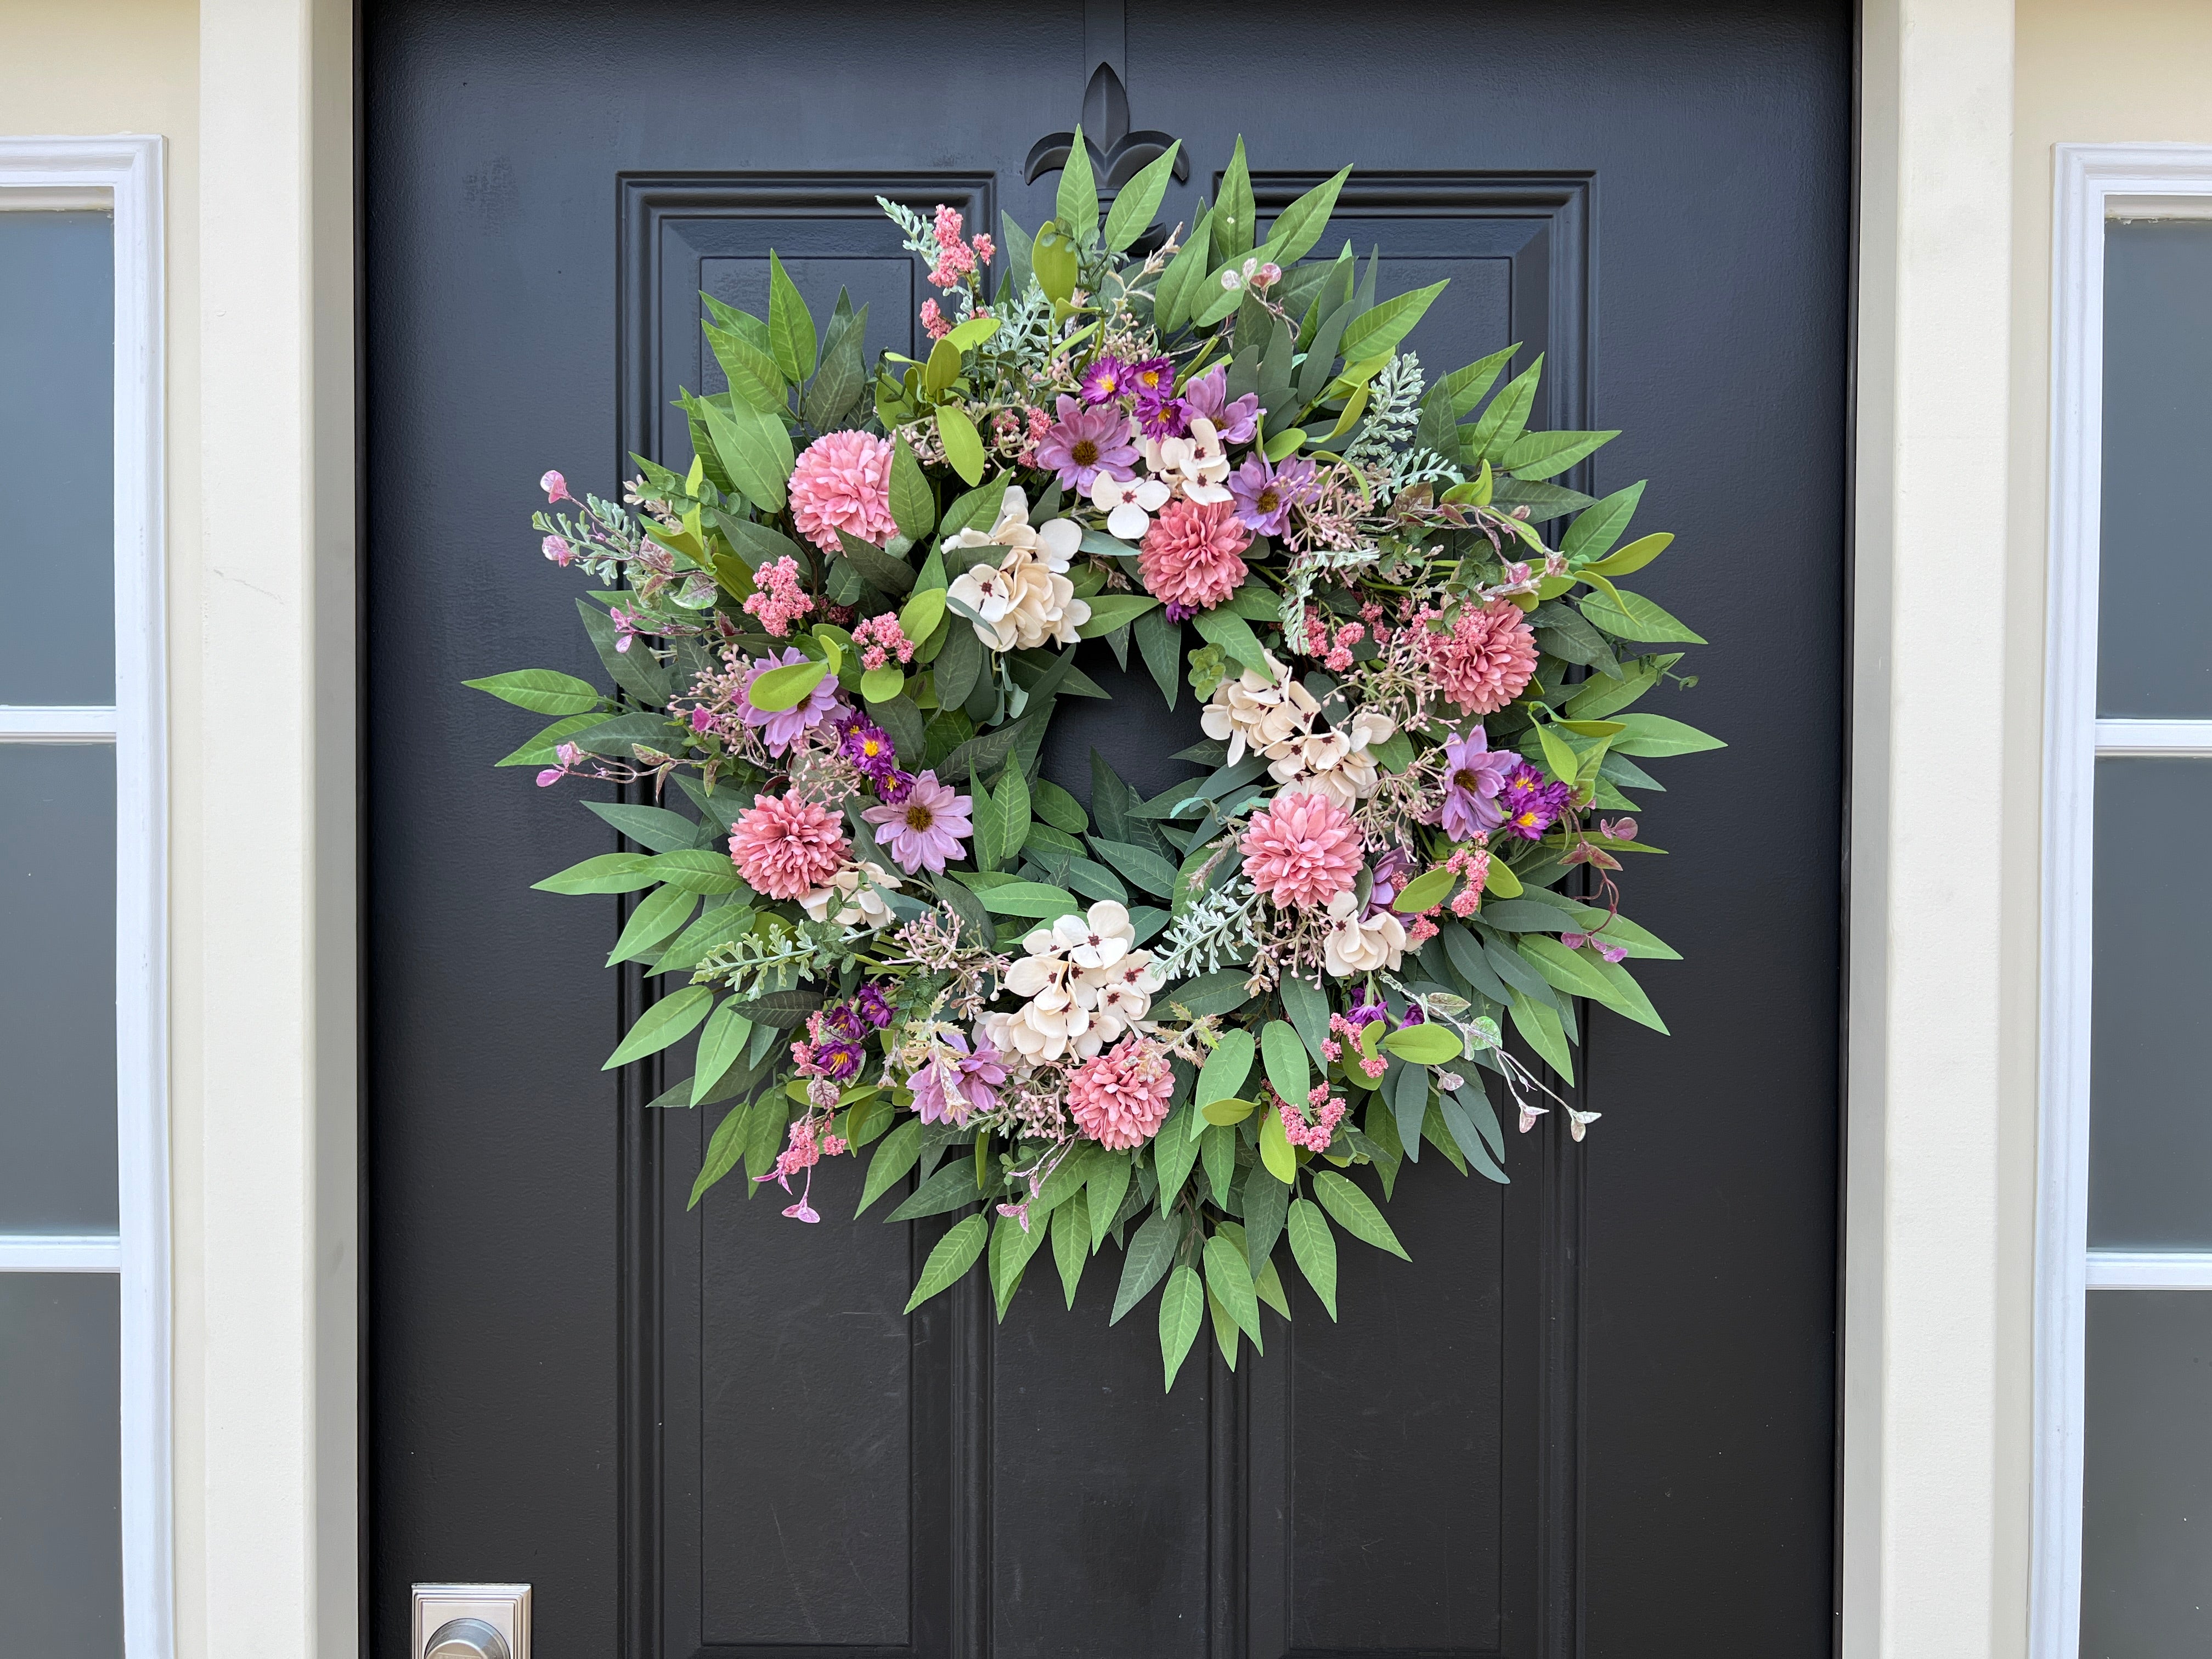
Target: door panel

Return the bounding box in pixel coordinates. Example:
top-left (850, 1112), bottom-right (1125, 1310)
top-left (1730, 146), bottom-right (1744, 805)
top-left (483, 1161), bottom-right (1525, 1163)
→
top-left (365, 4), bottom-right (1848, 1655)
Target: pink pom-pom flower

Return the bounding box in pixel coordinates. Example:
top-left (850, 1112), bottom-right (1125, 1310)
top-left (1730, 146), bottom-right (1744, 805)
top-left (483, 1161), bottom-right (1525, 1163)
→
top-left (729, 793), bottom-right (849, 900)
top-left (1240, 793), bottom-right (1365, 911)
top-left (1428, 599), bottom-right (1539, 716)
top-left (1066, 1036), bottom-right (1176, 1151)
top-left (788, 430), bottom-right (899, 554)
top-left (1138, 496), bottom-right (1252, 612)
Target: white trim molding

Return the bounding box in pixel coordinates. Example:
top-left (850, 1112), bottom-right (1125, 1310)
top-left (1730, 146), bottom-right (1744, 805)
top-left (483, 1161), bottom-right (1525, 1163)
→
top-left (2034, 141), bottom-right (2212, 1659)
top-left (0, 135), bottom-right (170, 1659)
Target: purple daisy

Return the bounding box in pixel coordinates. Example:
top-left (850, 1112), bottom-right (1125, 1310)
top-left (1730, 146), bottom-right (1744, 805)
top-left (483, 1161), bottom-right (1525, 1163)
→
top-left (909, 1031), bottom-right (1008, 1126)
top-left (1134, 388), bottom-right (1188, 439)
top-left (1498, 761), bottom-right (1572, 841)
top-left (855, 982), bottom-right (895, 1029)
top-left (1439, 725), bottom-right (1516, 840)
top-left (837, 713), bottom-right (899, 786)
top-left (1034, 394), bottom-right (1138, 493)
top-left (1079, 354), bottom-right (1130, 405)
top-left (1226, 453), bottom-right (1317, 537)
top-left (861, 769), bottom-right (973, 873)
top-left (1181, 365), bottom-right (1261, 444)
top-left (740, 646), bottom-right (843, 755)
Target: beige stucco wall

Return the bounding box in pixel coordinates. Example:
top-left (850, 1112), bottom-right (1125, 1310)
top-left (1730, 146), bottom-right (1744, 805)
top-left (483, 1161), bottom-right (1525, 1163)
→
top-left (2000, 2), bottom-right (2212, 1653)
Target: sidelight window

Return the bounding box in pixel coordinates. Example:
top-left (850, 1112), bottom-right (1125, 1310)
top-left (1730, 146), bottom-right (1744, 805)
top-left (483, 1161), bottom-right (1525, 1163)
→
top-left (0, 137), bottom-right (168, 1659)
top-left (2038, 146), bottom-right (2212, 1659)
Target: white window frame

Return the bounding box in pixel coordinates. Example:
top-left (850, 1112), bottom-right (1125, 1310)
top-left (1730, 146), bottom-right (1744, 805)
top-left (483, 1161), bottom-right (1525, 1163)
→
top-left (2034, 141), bottom-right (2212, 1659)
top-left (0, 136), bottom-right (169, 1659)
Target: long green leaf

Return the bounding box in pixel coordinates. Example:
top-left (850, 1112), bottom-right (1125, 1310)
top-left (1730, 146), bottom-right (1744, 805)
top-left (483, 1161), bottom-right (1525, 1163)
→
top-left (464, 668), bottom-right (603, 716)
top-left (1501, 427), bottom-right (1619, 480)
top-left (1203, 1234), bottom-right (1263, 1345)
top-left (1102, 142), bottom-right (1181, 252)
top-left (533, 852), bottom-right (658, 895)
top-left (1284, 1198), bottom-right (1338, 1319)
top-left (1261, 1021), bottom-right (1310, 1108)
top-left (1215, 137), bottom-right (1256, 261)
top-left (602, 985), bottom-right (715, 1070)
top-left (1260, 165), bottom-right (1352, 267)
top-left (1195, 1028), bottom-right (1255, 1107)
top-left (1132, 606), bottom-right (1182, 710)
top-left (1057, 124), bottom-right (1099, 245)
top-left (1608, 713), bottom-right (1725, 758)
top-left (607, 883), bottom-right (697, 967)
top-left (989, 1210), bottom-right (1049, 1320)
top-left (766, 250), bottom-right (817, 382)
top-left (691, 1000), bottom-right (754, 1103)
top-left (888, 436), bottom-right (937, 540)
top-left (1310, 1170), bottom-right (1410, 1261)
top-left (1560, 481), bottom-right (1646, 562)
top-left (1086, 836), bottom-right (1178, 899)
top-left (1159, 1265), bottom-right (1206, 1390)
top-left (935, 405), bottom-right (985, 485)
top-left (1579, 588), bottom-right (1707, 645)
top-left (699, 396), bottom-right (793, 512)
top-left (1111, 1210), bottom-right (1182, 1324)
top-left (904, 1212), bottom-right (988, 1313)
top-left (856, 1118), bottom-right (922, 1215)
top-left (1052, 1190), bottom-right (1091, 1308)
top-left (1340, 278), bottom-right (1449, 362)
top-left (689, 1100), bottom-right (753, 1210)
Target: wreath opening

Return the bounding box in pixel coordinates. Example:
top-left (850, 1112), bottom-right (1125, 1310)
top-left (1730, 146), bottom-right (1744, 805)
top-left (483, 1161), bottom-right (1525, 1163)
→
top-left (471, 138), bottom-right (1717, 1387)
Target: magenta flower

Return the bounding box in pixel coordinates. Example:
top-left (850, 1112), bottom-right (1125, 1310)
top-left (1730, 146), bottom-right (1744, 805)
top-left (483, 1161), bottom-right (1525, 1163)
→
top-left (1440, 726), bottom-right (1516, 840)
top-left (1180, 365), bottom-right (1260, 444)
top-left (861, 769), bottom-right (973, 873)
top-left (856, 983), bottom-right (894, 1028)
top-left (836, 712), bottom-right (899, 786)
top-left (1034, 395), bottom-right (1138, 493)
top-left (739, 646), bottom-right (842, 755)
top-left (1498, 761), bottom-right (1571, 841)
top-left (1080, 355), bottom-right (1131, 404)
top-left (1226, 453), bottom-right (1316, 537)
top-left (1134, 388), bottom-right (1188, 439)
top-left (908, 1031), bottom-right (1008, 1126)
top-left (1127, 356), bottom-right (1175, 399)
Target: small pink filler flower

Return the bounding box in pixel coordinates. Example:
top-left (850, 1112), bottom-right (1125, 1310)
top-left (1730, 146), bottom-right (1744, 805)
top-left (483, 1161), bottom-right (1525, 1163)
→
top-left (788, 430), bottom-right (898, 554)
top-left (861, 770), bottom-right (973, 874)
top-left (1429, 599), bottom-right (1539, 716)
top-left (1139, 496), bottom-right (1252, 612)
top-left (730, 793), bottom-right (849, 900)
top-left (1067, 1036), bottom-right (1176, 1150)
top-left (1240, 793), bottom-right (1365, 911)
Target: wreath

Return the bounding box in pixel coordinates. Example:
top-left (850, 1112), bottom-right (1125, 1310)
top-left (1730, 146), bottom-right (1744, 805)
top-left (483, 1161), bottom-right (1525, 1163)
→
top-left (471, 138), bottom-right (1716, 1387)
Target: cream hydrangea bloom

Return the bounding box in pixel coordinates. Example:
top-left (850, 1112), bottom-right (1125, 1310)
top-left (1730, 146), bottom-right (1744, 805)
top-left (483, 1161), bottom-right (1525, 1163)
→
top-left (983, 900), bottom-right (1164, 1061)
top-left (798, 860), bottom-right (902, 929)
top-left (1269, 709), bottom-right (1397, 808)
top-left (1200, 652), bottom-right (1320, 763)
top-left (945, 485), bottom-right (1092, 652)
top-left (1321, 889), bottom-right (1409, 978)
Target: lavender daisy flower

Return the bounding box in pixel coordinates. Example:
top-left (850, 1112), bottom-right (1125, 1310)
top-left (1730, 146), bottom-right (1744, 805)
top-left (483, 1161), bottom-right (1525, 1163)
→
top-left (861, 769), bottom-right (973, 873)
top-left (1181, 365), bottom-right (1261, 444)
top-left (908, 1030), bottom-right (1008, 1126)
top-left (740, 646), bottom-right (842, 754)
top-left (855, 983), bottom-right (895, 1029)
top-left (1226, 453), bottom-right (1317, 537)
top-left (1079, 354), bottom-right (1130, 404)
top-left (1134, 388), bottom-right (1188, 439)
top-left (1033, 394), bottom-right (1138, 493)
top-left (1439, 725), bottom-right (1516, 840)
top-left (837, 713), bottom-right (899, 786)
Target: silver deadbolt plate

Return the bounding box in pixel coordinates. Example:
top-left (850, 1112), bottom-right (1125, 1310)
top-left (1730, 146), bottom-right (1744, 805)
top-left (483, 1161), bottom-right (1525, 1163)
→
top-left (411, 1583), bottom-right (530, 1659)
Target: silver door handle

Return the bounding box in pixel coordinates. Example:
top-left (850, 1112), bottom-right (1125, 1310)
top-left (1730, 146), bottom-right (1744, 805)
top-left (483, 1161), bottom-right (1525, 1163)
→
top-left (425, 1617), bottom-right (510, 1659)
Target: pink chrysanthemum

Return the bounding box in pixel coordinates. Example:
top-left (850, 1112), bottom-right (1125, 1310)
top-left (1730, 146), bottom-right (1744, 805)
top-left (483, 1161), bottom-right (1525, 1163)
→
top-left (1428, 599), bottom-right (1539, 715)
top-left (1138, 496), bottom-right (1251, 612)
top-left (729, 793), bottom-right (848, 900)
top-left (1240, 793), bottom-right (1364, 911)
top-left (1066, 1036), bottom-right (1176, 1151)
top-left (788, 430), bottom-right (898, 554)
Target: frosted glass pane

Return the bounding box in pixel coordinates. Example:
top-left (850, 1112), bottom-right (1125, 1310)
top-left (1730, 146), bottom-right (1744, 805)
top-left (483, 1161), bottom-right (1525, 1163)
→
top-left (0, 211), bottom-right (114, 706)
top-left (2089, 757), bottom-right (2212, 1248)
top-left (2098, 220), bottom-right (2212, 718)
top-left (0, 1274), bottom-right (121, 1659)
top-left (2081, 1291), bottom-right (2212, 1657)
top-left (0, 746), bottom-right (117, 1230)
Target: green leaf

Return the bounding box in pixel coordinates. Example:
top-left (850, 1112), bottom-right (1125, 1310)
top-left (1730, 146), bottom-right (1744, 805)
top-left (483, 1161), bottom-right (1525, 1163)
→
top-left (860, 664), bottom-right (906, 703)
top-left (1190, 607), bottom-right (1273, 680)
top-left (833, 528), bottom-right (918, 595)
top-left (1608, 713), bottom-right (1725, 758)
top-left (1153, 1104), bottom-right (1200, 1203)
top-left (1278, 976), bottom-right (1330, 1068)
top-left (1340, 278), bottom-right (1449, 363)
top-left (931, 620), bottom-right (983, 709)
top-left (1579, 587), bottom-right (1707, 645)
top-left (566, 710), bottom-right (675, 759)
top-left (689, 1101), bottom-right (753, 1209)
top-left (1102, 142), bottom-right (1182, 252)
top-left (1087, 836), bottom-right (1178, 899)
top-left (700, 394), bottom-right (794, 512)
top-left (905, 1212), bottom-right (988, 1313)
top-left (975, 880), bottom-right (1082, 919)
top-left (1195, 1028), bottom-right (1255, 1106)
top-left (1561, 652), bottom-right (1679, 721)
top-left (1154, 206), bottom-right (1214, 335)
top-left (936, 404), bottom-right (985, 484)
top-left (1242, 1168), bottom-right (1289, 1271)
top-left (888, 436), bottom-right (937, 539)
top-left (649, 901), bottom-right (757, 976)
top-left (1284, 1199), bottom-right (1338, 1319)
top-left (990, 1210), bottom-right (1048, 1320)
top-left (888, 1160), bottom-right (988, 1223)
top-left (1057, 124), bottom-right (1100, 245)
top-left (1261, 1020), bottom-right (1310, 1109)
top-left (1052, 1191), bottom-right (1091, 1308)
top-left (691, 1001), bottom-right (753, 1103)
top-left (857, 1118), bottom-right (922, 1215)
top-left (1200, 1121), bottom-right (1235, 1205)
top-left (1582, 531), bottom-right (1672, 578)
top-left (1506, 989), bottom-right (1575, 1083)
top-left (1537, 722), bottom-right (1583, 789)
top-left (582, 800), bottom-right (699, 854)
top-left (1086, 1153), bottom-right (1131, 1249)
top-left (1159, 1265), bottom-right (1206, 1390)
top-left (1032, 778), bottom-right (1088, 834)
top-left (1590, 953), bottom-right (1669, 1034)
top-left (1203, 1233), bottom-right (1263, 1346)
top-left (602, 985), bottom-right (715, 1070)
top-left (646, 848), bottom-right (748, 894)
top-left (1391, 866), bottom-right (1455, 914)
top-left (1167, 969), bottom-right (1253, 1020)
top-left (1216, 138), bottom-right (1256, 261)
top-left (1111, 1210), bottom-right (1182, 1324)
top-left (703, 319), bottom-right (787, 413)
top-left (746, 657), bottom-right (830, 713)
top-left (1201, 1097), bottom-right (1256, 1127)
top-left (1260, 164), bottom-right (1352, 266)
top-left (1076, 594), bottom-right (1162, 637)
top-left (1310, 1170), bottom-right (1410, 1261)
top-left (533, 852), bottom-right (659, 895)
top-left (1466, 357), bottom-right (1542, 463)
top-left (464, 668), bottom-right (603, 716)
top-left (607, 882), bottom-right (697, 966)
top-left (1383, 1023), bottom-right (1462, 1065)
top-left (742, 1092), bottom-right (790, 1184)
top-left (1257, 1104), bottom-right (1297, 1184)
top-left (1561, 481), bottom-right (1647, 562)
top-left (493, 711), bottom-right (605, 767)
top-left (1391, 1054), bottom-right (1431, 1157)
top-left (765, 251), bottom-right (817, 382)
top-left (899, 585), bottom-right (947, 645)
top-left (1502, 428), bottom-right (1619, 480)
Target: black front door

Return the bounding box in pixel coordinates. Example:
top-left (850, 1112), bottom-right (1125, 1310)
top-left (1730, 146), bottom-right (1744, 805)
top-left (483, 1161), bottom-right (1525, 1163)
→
top-left (365, 5), bottom-right (1849, 1655)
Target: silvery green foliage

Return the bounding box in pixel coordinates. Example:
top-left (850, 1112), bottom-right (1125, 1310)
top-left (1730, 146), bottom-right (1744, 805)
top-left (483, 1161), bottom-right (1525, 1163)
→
top-left (1152, 877), bottom-right (1263, 980)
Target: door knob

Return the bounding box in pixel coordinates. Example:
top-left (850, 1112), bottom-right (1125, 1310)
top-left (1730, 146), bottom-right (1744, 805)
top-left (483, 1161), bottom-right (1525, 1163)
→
top-left (426, 1617), bottom-right (511, 1659)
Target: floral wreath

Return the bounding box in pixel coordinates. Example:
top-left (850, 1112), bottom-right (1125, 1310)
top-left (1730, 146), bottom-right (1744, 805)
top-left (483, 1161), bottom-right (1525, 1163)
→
top-left (471, 138), bottom-right (1718, 1387)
